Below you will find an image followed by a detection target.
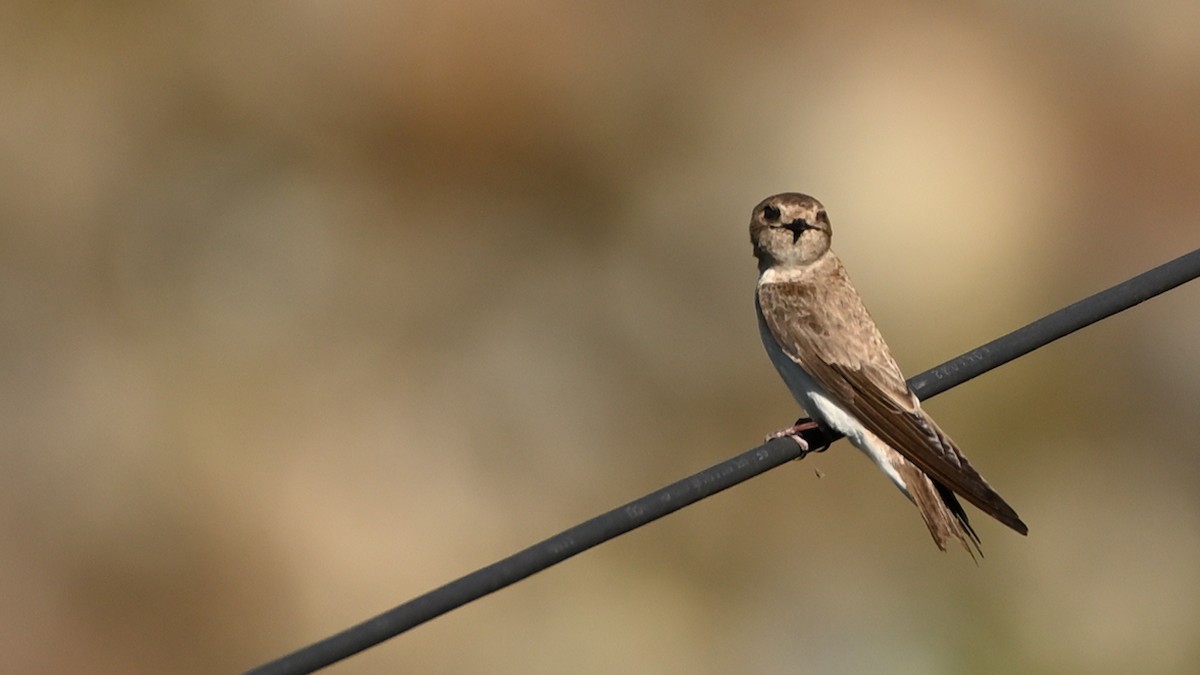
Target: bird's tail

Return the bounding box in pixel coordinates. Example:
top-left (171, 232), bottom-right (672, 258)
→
top-left (899, 460), bottom-right (982, 560)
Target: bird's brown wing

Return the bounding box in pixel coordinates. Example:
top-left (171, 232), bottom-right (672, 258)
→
top-left (758, 272), bottom-right (1028, 535)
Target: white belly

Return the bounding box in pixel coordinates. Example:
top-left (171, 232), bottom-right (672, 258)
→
top-left (756, 302), bottom-right (909, 494)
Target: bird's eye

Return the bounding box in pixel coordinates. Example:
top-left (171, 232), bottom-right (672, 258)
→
top-left (762, 205), bottom-right (781, 222)
top-left (815, 209), bottom-right (828, 224)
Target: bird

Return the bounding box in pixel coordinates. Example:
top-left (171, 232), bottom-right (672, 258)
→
top-left (750, 192), bottom-right (1027, 556)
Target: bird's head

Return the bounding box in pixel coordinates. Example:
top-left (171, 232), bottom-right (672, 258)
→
top-left (749, 192), bottom-right (832, 271)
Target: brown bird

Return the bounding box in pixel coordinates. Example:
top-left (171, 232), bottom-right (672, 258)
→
top-left (751, 192), bottom-right (1027, 556)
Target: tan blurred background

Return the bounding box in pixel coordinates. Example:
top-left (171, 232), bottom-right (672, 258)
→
top-left (3, 1), bottom-right (1200, 673)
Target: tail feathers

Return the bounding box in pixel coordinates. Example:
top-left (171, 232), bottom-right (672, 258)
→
top-left (848, 425), bottom-right (986, 559)
top-left (897, 461), bottom-right (983, 561)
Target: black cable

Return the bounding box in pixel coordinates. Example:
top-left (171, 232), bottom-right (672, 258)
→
top-left (909, 247), bottom-right (1200, 398)
top-left (246, 246), bottom-right (1200, 675)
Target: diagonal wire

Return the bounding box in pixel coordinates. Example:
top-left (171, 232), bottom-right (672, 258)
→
top-left (246, 246), bottom-right (1200, 675)
top-left (908, 247), bottom-right (1200, 398)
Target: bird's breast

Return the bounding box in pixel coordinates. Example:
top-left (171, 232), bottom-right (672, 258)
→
top-left (755, 297), bottom-right (823, 415)
top-left (755, 298), bottom-right (909, 492)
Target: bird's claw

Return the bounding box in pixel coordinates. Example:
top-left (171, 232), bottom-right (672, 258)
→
top-left (765, 418), bottom-right (830, 457)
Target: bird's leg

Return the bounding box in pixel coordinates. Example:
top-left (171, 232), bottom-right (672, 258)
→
top-left (765, 418), bottom-right (832, 456)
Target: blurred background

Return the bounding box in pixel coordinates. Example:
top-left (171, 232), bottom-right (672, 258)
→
top-left (3, 1), bottom-right (1200, 673)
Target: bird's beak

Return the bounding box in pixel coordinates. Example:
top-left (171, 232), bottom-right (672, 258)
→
top-left (784, 219), bottom-right (809, 243)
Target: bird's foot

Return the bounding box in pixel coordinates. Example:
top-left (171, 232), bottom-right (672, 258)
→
top-left (765, 418), bottom-right (831, 457)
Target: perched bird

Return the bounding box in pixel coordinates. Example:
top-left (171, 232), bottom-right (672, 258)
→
top-left (751, 192), bottom-right (1027, 556)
